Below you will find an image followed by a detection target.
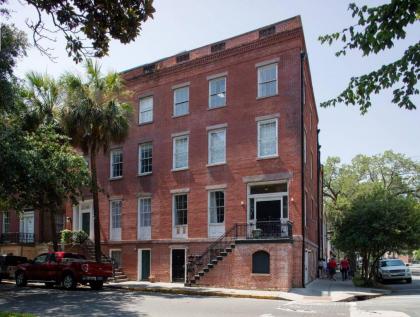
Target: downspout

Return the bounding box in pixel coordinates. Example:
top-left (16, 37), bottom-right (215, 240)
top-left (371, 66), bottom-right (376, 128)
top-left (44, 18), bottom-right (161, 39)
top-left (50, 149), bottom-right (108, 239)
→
top-left (300, 50), bottom-right (306, 287)
top-left (317, 130), bottom-right (321, 277)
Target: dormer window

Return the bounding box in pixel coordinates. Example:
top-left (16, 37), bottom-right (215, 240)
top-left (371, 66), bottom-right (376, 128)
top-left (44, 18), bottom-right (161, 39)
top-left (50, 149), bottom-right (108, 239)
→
top-left (259, 26), bottom-right (275, 38)
top-left (143, 63), bottom-right (156, 74)
top-left (211, 42), bottom-right (226, 53)
top-left (176, 53), bottom-right (190, 63)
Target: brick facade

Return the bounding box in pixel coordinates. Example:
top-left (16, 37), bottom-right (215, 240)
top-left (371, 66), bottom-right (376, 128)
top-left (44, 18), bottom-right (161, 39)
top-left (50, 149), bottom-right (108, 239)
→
top-left (65, 16), bottom-right (321, 289)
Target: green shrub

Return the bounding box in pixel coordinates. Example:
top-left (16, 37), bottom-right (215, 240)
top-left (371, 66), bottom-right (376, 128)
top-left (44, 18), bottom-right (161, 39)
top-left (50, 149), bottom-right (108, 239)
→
top-left (60, 229), bottom-right (73, 245)
top-left (73, 230), bottom-right (89, 244)
top-left (0, 312), bottom-right (36, 317)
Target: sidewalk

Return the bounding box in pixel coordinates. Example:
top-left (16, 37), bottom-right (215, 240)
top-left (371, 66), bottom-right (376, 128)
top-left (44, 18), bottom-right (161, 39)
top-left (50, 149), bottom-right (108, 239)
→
top-left (106, 278), bottom-right (390, 302)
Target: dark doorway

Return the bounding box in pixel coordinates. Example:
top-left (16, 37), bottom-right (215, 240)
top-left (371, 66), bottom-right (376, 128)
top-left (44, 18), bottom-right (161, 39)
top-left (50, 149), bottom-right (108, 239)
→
top-left (256, 200), bottom-right (281, 222)
top-left (81, 212), bottom-right (90, 236)
top-left (141, 250), bottom-right (151, 281)
top-left (171, 249), bottom-right (185, 282)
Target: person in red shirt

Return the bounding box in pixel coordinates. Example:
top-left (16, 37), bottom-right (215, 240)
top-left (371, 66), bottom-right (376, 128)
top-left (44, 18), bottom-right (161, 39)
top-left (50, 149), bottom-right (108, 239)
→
top-left (340, 257), bottom-right (350, 281)
top-left (328, 258), bottom-right (337, 280)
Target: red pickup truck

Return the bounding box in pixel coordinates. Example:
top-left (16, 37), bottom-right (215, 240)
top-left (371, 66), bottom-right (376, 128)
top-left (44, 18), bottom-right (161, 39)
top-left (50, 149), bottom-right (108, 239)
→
top-left (15, 252), bottom-right (113, 290)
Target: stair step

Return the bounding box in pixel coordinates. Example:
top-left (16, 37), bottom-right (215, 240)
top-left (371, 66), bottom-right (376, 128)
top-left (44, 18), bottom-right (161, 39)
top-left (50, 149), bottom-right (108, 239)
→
top-left (230, 244), bottom-right (235, 249)
top-left (203, 268), bottom-right (209, 272)
top-left (194, 274), bottom-right (200, 280)
top-left (207, 263), bottom-right (214, 268)
top-left (198, 271), bottom-right (205, 276)
top-left (220, 251), bottom-right (227, 256)
top-left (216, 256), bottom-right (223, 260)
top-left (226, 248), bottom-right (232, 253)
top-left (211, 259), bottom-right (218, 264)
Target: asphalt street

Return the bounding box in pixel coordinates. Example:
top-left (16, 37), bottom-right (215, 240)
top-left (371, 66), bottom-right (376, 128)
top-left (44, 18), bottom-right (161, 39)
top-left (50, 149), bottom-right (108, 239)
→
top-left (0, 277), bottom-right (419, 317)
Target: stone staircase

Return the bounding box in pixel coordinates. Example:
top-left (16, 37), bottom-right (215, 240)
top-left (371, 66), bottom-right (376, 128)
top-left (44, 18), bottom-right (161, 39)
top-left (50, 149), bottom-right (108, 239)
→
top-left (82, 240), bottom-right (128, 283)
top-left (186, 241), bottom-right (236, 286)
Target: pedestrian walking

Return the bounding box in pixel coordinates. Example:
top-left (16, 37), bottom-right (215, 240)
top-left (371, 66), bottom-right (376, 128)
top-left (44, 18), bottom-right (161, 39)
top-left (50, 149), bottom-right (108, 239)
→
top-left (328, 258), bottom-right (337, 281)
top-left (340, 257), bottom-right (349, 281)
top-left (318, 258), bottom-right (324, 278)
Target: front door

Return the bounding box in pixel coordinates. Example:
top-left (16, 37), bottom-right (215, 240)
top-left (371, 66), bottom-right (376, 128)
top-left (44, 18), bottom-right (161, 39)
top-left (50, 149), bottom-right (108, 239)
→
top-left (81, 212), bottom-right (90, 236)
top-left (138, 249), bottom-right (151, 281)
top-left (19, 211), bottom-right (34, 243)
top-left (171, 249), bottom-right (185, 282)
top-left (255, 198), bottom-right (281, 238)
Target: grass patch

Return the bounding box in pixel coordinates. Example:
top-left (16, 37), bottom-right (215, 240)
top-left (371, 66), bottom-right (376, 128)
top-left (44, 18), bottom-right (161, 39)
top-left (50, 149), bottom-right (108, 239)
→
top-left (0, 313), bottom-right (36, 317)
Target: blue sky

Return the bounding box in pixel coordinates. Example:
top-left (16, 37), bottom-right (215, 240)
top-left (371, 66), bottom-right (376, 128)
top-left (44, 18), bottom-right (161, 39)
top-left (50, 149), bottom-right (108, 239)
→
top-left (5, 0), bottom-right (420, 163)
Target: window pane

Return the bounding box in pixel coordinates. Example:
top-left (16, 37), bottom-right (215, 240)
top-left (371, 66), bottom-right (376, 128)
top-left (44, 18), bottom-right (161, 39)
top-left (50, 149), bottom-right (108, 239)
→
top-left (111, 150), bottom-right (123, 178)
top-left (209, 191), bottom-right (224, 224)
top-left (174, 136), bottom-right (188, 169)
top-left (209, 130), bottom-right (226, 164)
top-left (174, 87), bottom-right (189, 116)
top-left (139, 198), bottom-right (151, 227)
top-left (250, 183), bottom-right (287, 195)
top-left (139, 143), bottom-right (152, 174)
top-left (209, 77), bottom-right (226, 108)
top-left (258, 120), bottom-right (277, 157)
top-left (174, 194), bottom-right (188, 225)
top-left (258, 64), bottom-right (277, 97)
top-left (139, 96), bottom-right (153, 123)
top-left (111, 201), bottom-right (122, 229)
top-left (282, 195), bottom-right (288, 218)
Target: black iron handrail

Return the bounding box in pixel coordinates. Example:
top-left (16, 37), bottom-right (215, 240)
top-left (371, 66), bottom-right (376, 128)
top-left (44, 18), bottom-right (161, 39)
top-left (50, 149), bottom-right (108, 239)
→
top-left (186, 220), bottom-right (293, 285)
top-left (0, 232), bottom-right (35, 244)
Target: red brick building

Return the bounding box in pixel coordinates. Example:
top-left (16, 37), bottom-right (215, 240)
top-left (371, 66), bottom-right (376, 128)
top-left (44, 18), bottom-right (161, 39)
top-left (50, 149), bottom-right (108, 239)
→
top-left (66, 16), bottom-right (322, 290)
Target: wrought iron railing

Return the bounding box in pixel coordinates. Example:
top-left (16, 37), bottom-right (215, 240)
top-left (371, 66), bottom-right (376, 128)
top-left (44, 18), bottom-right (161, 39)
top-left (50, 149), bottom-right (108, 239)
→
top-left (186, 220), bottom-right (292, 285)
top-left (0, 232), bottom-right (35, 244)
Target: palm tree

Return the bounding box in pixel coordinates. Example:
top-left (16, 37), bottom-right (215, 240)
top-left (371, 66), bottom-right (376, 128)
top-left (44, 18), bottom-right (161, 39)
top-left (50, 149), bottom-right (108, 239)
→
top-left (60, 59), bottom-right (132, 262)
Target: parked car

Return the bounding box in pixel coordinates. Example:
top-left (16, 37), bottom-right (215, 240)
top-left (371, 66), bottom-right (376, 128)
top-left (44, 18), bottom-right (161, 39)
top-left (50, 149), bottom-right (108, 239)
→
top-left (409, 261), bottom-right (420, 276)
top-left (15, 252), bottom-right (113, 290)
top-left (377, 259), bottom-right (412, 283)
top-left (0, 255), bottom-right (28, 283)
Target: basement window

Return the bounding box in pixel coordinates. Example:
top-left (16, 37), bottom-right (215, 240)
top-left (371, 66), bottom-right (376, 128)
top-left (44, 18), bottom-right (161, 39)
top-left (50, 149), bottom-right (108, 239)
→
top-left (252, 251), bottom-right (270, 274)
top-left (259, 26), bottom-right (275, 38)
top-left (211, 42), bottom-right (226, 53)
top-left (176, 53), bottom-right (190, 63)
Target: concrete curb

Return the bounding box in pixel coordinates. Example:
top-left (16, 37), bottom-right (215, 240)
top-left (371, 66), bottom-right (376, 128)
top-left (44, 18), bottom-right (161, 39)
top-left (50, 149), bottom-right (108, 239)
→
top-left (105, 284), bottom-right (294, 301)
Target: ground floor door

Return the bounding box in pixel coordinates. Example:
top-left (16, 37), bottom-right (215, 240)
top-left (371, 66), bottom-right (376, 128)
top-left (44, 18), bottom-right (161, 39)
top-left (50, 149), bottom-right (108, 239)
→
top-left (138, 249), bottom-right (151, 281)
top-left (81, 212), bottom-right (90, 236)
top-left (171, 249), bottom-right (185, 282)
top-left (76, 201), bottom-right (93, 240)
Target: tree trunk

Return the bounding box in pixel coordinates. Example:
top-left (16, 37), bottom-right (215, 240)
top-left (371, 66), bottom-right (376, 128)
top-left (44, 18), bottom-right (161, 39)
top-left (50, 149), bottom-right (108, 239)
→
top-left (50, 209), bottom-right (58, 252)
top-left (90, 150), bottom-right (102, 263)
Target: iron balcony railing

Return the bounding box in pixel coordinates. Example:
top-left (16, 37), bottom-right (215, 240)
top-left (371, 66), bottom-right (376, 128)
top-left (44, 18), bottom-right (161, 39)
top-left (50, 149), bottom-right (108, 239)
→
top-left (0, 232), bottom-right (35, 244)
top-left (186, 220), bottom-right (292, 285)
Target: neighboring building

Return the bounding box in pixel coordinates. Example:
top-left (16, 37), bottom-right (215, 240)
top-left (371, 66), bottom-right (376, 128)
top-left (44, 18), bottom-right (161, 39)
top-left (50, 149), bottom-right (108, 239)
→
top-left (0, 210), bottom-right (64, 259)
top-left (65, 16), bottom-right (322, 289)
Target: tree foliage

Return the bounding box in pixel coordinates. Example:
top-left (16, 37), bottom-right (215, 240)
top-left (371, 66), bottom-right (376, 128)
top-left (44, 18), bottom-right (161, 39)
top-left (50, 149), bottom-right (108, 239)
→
top-left (0, 0), bottom-right (155, 62)
top-left (60, 59), bottom-right (132, 261)
top-left (333, 188), bottom-right (420, 283)
top-left (319, 0), bottom-right (419, 113)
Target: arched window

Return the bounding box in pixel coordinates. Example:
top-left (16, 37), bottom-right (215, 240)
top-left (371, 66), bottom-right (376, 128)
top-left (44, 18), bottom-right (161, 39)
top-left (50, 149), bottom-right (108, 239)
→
top-left (252, 250), bottom-right (270, 274)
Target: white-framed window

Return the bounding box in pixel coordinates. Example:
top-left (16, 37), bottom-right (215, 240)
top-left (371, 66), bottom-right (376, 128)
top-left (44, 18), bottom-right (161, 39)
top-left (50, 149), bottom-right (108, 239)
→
top-left (139, 198), bottom-right (151, 227)
top-left (257, 118), bottom-right (278, 158)
top-left (257, 63), bottom-right (278, 98)
top-left (173, 135), bottom-right (189, 170)
top-left (139, 142), bottom-right (152, 175)
top-left (139, 96), bottom-right (153, 124)
top-left (209, 77), bottom-right (226, 108)
top-left (173, 86), bottom-right (189, 116)
top-left (209, 191), bottom-right (225, 224)
top-left (303, 129), bottom-right (307, 164)
top-left (208, 129), bottom-right (226, 165)
top-left (110, 149), bottom-right (123, 179)
top-left (173, 194), bottom-right (188, 226)
top-left (110, 200), bottom-right (122, 241)
top-left (2, 211), bottom-right (10, 233)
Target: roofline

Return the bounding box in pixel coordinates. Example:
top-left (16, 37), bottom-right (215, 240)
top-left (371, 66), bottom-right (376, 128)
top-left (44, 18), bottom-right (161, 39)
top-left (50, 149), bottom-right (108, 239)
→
top-left (120, 15), bottom-right (301, 75)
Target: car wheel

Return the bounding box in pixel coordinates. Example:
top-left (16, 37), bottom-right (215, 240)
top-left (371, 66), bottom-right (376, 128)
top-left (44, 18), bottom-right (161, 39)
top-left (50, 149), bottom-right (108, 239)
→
top-left (15, 271), bottom-right (27, 287)
top-left (90, 281), bottom-right (103, 290)
top-left (406, 278), bottom-right (412, 284)
top-left (62, 274), bottom-right (76, 290)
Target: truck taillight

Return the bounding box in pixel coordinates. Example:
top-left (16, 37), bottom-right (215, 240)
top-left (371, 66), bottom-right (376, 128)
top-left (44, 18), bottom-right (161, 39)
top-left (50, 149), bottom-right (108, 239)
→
top-left (81, 264), bottom-right (89, 272)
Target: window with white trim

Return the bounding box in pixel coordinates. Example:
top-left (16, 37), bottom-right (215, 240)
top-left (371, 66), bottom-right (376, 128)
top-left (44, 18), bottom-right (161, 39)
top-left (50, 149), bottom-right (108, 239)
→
top-left (173, 135), bottom-right (189, 170)
top-left (257, 118), bottom-right (278, 158)
top-left (209, 77), bottom-right (226, 108)
top-left (110, 149), bottom-right (123, 178)
top-left (174, 194), bottom-right (188, 226)
top-left (111, 200), bottom-right (122, 230)
top-left (208, 129), bottom-right (226, 164)
top-left (2, 211), bottom-right (10, 233)
top-left (139, 142), bottom-right (152, 174)
top-left (139, 197), bottom-right (151, 227)
top-left (173, 86), bottom-right (189, 116)
top-left (257, 63), bottom-right (277, 98)
top-left (209, 191), bottom-right (225, 224)
top-left (139, 96), bottom-right (153, 124)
